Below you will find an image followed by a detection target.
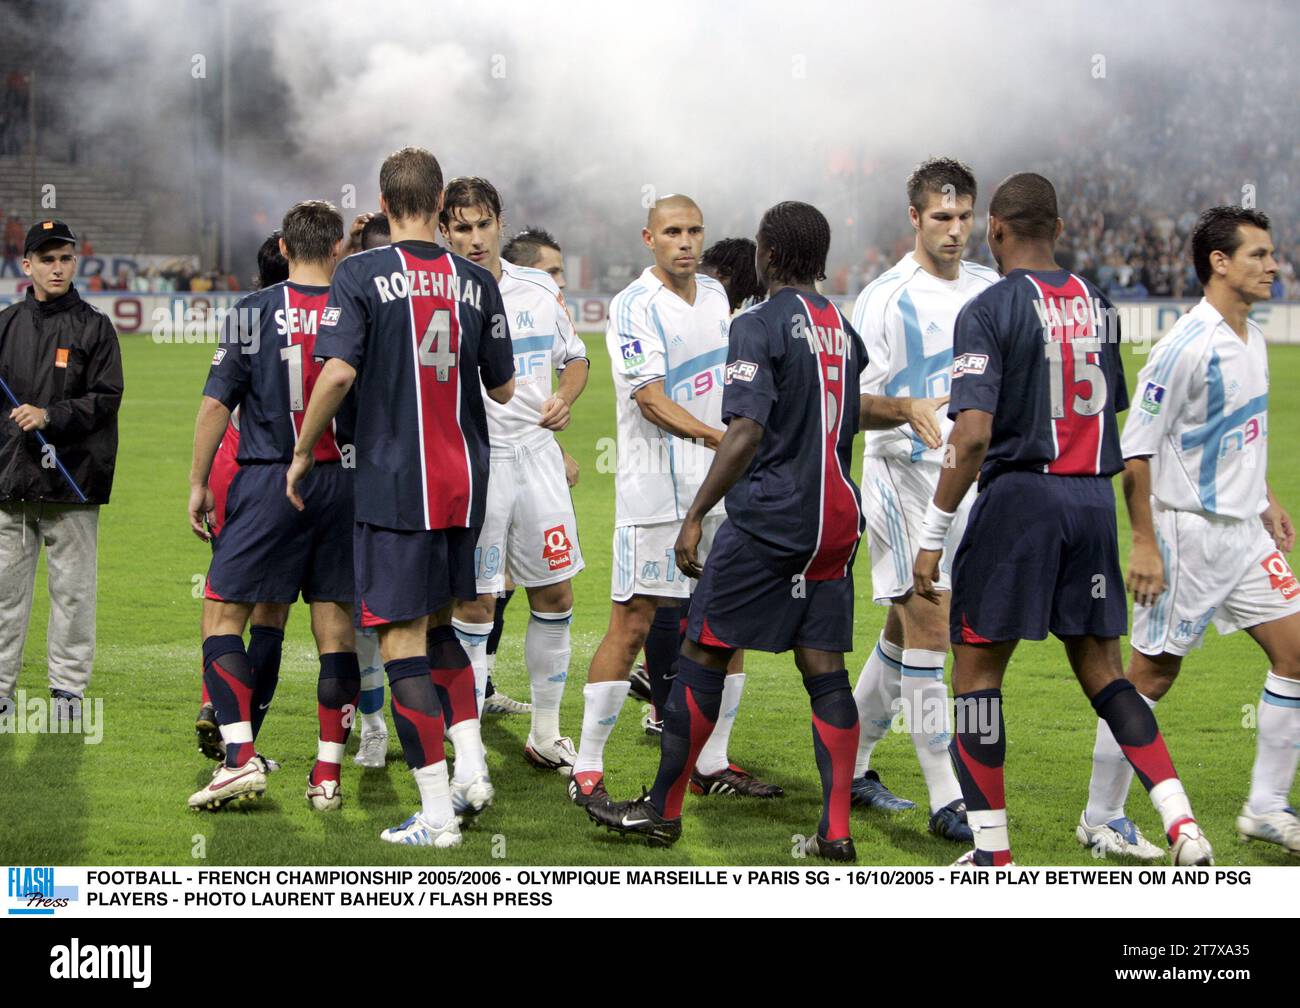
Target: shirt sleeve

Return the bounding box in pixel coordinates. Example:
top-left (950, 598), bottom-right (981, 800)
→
top-left (610, 295), bottom-right (666, 396)
top-left (477, 271), bottom-right (516, 391)
top-left (853, 288), bottom-right (890, 397)
top-left (314, 260), bottom-right (369, 368)
top-left (551, 290), bottom-right (587, 370)
top-left (201, 303), bottom-right (253, 411)
top-left (948, 299), bottom-right (1002, 417)
top-left (721, 312), bottom-right (778, 428)
top-left (1119, 329), bottom-right (1199, 460)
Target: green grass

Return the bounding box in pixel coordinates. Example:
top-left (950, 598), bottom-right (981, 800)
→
top-left (1, 332), bottom-right (1297, 867)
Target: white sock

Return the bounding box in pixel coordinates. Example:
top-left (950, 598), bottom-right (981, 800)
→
top-left (412, 760), bottom-right (454, 827)
top-left (901, 649), bottom-right (962, 812)
top-left (1149, 777), bottom-right (1194, 838)
top-left (969, 808), bottom-right (1010, 859)
top-left (696, 672), bottom-right (745, 775)
top-left (446, 719), bottom-right (488, 784)
top-left (357, 631), bottom-right (386, 736)
top-left (853, 632), bottom-right (902, 777)
top-left (526, 609), bottom-right (571, 744)
top-left (452, 618), bottom-right (493, 713)
top-left (1247, 671), bottom-right (1300, 816)
top-left (1084, 693), bottom-right (1152, 825)
top-left (486, 651), bottom-right (496, 677)
top-left (574, 680), bottom-right (630, 776)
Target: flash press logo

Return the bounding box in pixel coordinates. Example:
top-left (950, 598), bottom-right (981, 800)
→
top-left (6, 866), bottom-right (79, 915)
top-left (49, 939), bottom-right (151, 988)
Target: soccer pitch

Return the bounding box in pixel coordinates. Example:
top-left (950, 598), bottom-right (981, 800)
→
top-left (0, 330), bottom-right (1297, 868)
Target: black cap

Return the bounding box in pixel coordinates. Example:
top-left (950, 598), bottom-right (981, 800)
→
top-left (23, 219), bottom-right (77, 256)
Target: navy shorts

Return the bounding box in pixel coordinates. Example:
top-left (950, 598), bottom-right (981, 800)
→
top-left (355, 523), bottom-right (478, 627)
top-left (205, 462), bottom-right (353, 604)
top-left (686, 519), bottom-right (856, 654)
top-left (950, 471), bottom-right (1126, 644)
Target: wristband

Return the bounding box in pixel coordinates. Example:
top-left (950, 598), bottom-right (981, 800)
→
top-left (918, 501), bottom-right (956, 552)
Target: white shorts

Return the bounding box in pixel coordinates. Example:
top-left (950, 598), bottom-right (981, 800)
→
top-left (1132, 506), bottom-right (1300, 657)
top-left (862, 455), bottom-right (973, 604)
top-left (474, 440), bottom-right (584, 594)
top-left (611, 513), bottom-right (724, 602)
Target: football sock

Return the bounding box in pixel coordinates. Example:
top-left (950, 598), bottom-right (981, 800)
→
top-left (312, 651), bottom-right (360, 785)
top-left (1091, 678), bottom-right (1193, 840)
top-left (451, 617), bottom-right (493, 713)
top-left (806, 670), bottom-right (858, 842)
top-left (412, 761), bottom-right (454, 828)
top-left (386, 656), bottom-right (445, 771)
top-left (1084, 692), bottom-right (1153, 825)
top-left (852, 632), bottom-right (902, 776)
top-left (202, 634), bottom-right (257, 769)
top-left (247, 624), bottom-right (284, 739)
top-left (200, 674), bottom-right (210, 707)
top-left (696, 672), bottom-right (745, 775)
top-left (951, 688), bottom-right (1010, 865)
top-left (901, 648), bottom-right (963, 812)
top-left (356, 628), bottom-right (386, 735)
top-left (427, 624), bottom-right (487, 784)
top-left (646, 603), bottom-right (684, 717)
top-left (1247, 671), bottom-right (1300, 816)
top-left (650, 657), bottom-right (724, 818)
top-left (574, 679), bottom-right (630, 776)
top-left (526, 609), bottom-right (571, 743)
top-left (487, 589), bottom-right (514, 657)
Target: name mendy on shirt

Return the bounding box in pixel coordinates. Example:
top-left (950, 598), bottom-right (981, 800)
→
top-left (792, 315), bottom-right (854, 359)
top-left (371, 267), bottom-right (484, 311)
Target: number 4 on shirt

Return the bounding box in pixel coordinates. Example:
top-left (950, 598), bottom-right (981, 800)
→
top-left (419, 308), bottom-right (455, 381)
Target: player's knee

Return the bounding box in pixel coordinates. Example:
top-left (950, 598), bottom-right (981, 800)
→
top-left (1269, 654), bottom-right (1300, 682)
top-left (455, 598), bottom-right (494, 625)
top-left (528, 580), bottom-right (573, 613)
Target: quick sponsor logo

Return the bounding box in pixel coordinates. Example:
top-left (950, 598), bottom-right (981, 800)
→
top-left (1263, 551), bottom-right (1300, 601)
top-left (542, 525), bottom-right (573, 571)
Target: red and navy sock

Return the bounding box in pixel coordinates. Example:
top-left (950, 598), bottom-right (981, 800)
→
top-left (1091, 679), bottom-right (1177, 790)
top-left (951, 688), bottom-right (1010, 865)
top-left (427, 624), bottom-right (478, 726)
top-left (386, 656), bottom-right (446, 770)
top-left (646, 603), bottom-right (684, 716)
top-left (248, 624), bottom-right (284, 739)
top-left (312, 651), bottom-right (360, 785)
top-left (199, 672), bottom-right (210, 707)
top-left (806, 670), bottom-right (858, 842)
top-left (202, 634), bottom-right (257, 768)
top-left (487, 589), bottom-right (513, 657)
top-left (649, 655), bottom-right (724, 818)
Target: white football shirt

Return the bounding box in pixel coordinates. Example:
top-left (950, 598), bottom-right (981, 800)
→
top-left (607, 267), bottom-right (730, 527)
top-left (1121, 298), bottom-right (1270, 520)
top-left (853, 253), bottom-right (998, 463)
top-left (486, 259), bottom-right (588, 452)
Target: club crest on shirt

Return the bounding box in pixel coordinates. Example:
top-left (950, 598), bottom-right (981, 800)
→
top-left (620, 338), bottom-right (645, 369)
top-left (952, 352), bottom-right (988, 377)
top-left (1139, 381), bottom-right (1166, 416)
top-left (515, 310), bottom-right (534, 331)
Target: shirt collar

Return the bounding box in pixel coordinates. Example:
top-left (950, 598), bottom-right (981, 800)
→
top-left (25, 284), bottom-right (81, 316)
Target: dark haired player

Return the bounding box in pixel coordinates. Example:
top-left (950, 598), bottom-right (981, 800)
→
top-left (913, 172), bottom-right (1212, 866)
top-left (1080, 206), bottom-right (1300, 858)
top-left (588, 201), bottom-right (946, 859)
top-left (700, 237), bottom-right (766, 313)
top-left (288, 147), bottom-right (515, 848)
top-left (438, 177), bottom-right (589, 774)
top-left (849, 158), bottom-right (995, 842)
top-left (187, 201), bottom-right (357, 812)
top-left (194, 232), bottom-right (291, 765)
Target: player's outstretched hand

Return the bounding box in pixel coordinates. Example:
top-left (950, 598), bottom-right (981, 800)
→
top-left (907, 395), bottom-right (949, 450)
top-left (188, 483), bottom-right (215, 541)
top-left (913, 547), bottom-right (943, 604)
top-left (563, 450), bottom-right (580, 487)
top-left (348, 212), bottom-right (375, 252)
top-left (675, 515), bottom-right (704, 580)
top-left (538, 396), bottom-right (571, 431)
top-left (1263, 500), bottom-right (1296, 553)
top-left (1126, 539), bottom-right (1166, 607)
top-left (286, 453), bottom-right (314, 512)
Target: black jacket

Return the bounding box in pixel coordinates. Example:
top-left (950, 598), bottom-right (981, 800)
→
top-left (0, 286), bottom-right (124, 504)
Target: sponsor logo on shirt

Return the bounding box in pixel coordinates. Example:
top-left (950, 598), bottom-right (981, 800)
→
top-left (726, 360), bottom-right (758, 384)
top-left (320, 307), bottom-right (341, 327)
top-left (1139, 381), bottom-right (1166, 416)
top-left (1263, 551), bottom-right (1300, 601)
top-left (620, 338), bottom-right (645, 369)
top-left (952, 352), bottom-right (988, 377)
top-left (542, 525), bottom-right (573, 571)
top-left (211, 348), bottom-right (227, 366)
top-left (54, 348), bottom-right (70, 369)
